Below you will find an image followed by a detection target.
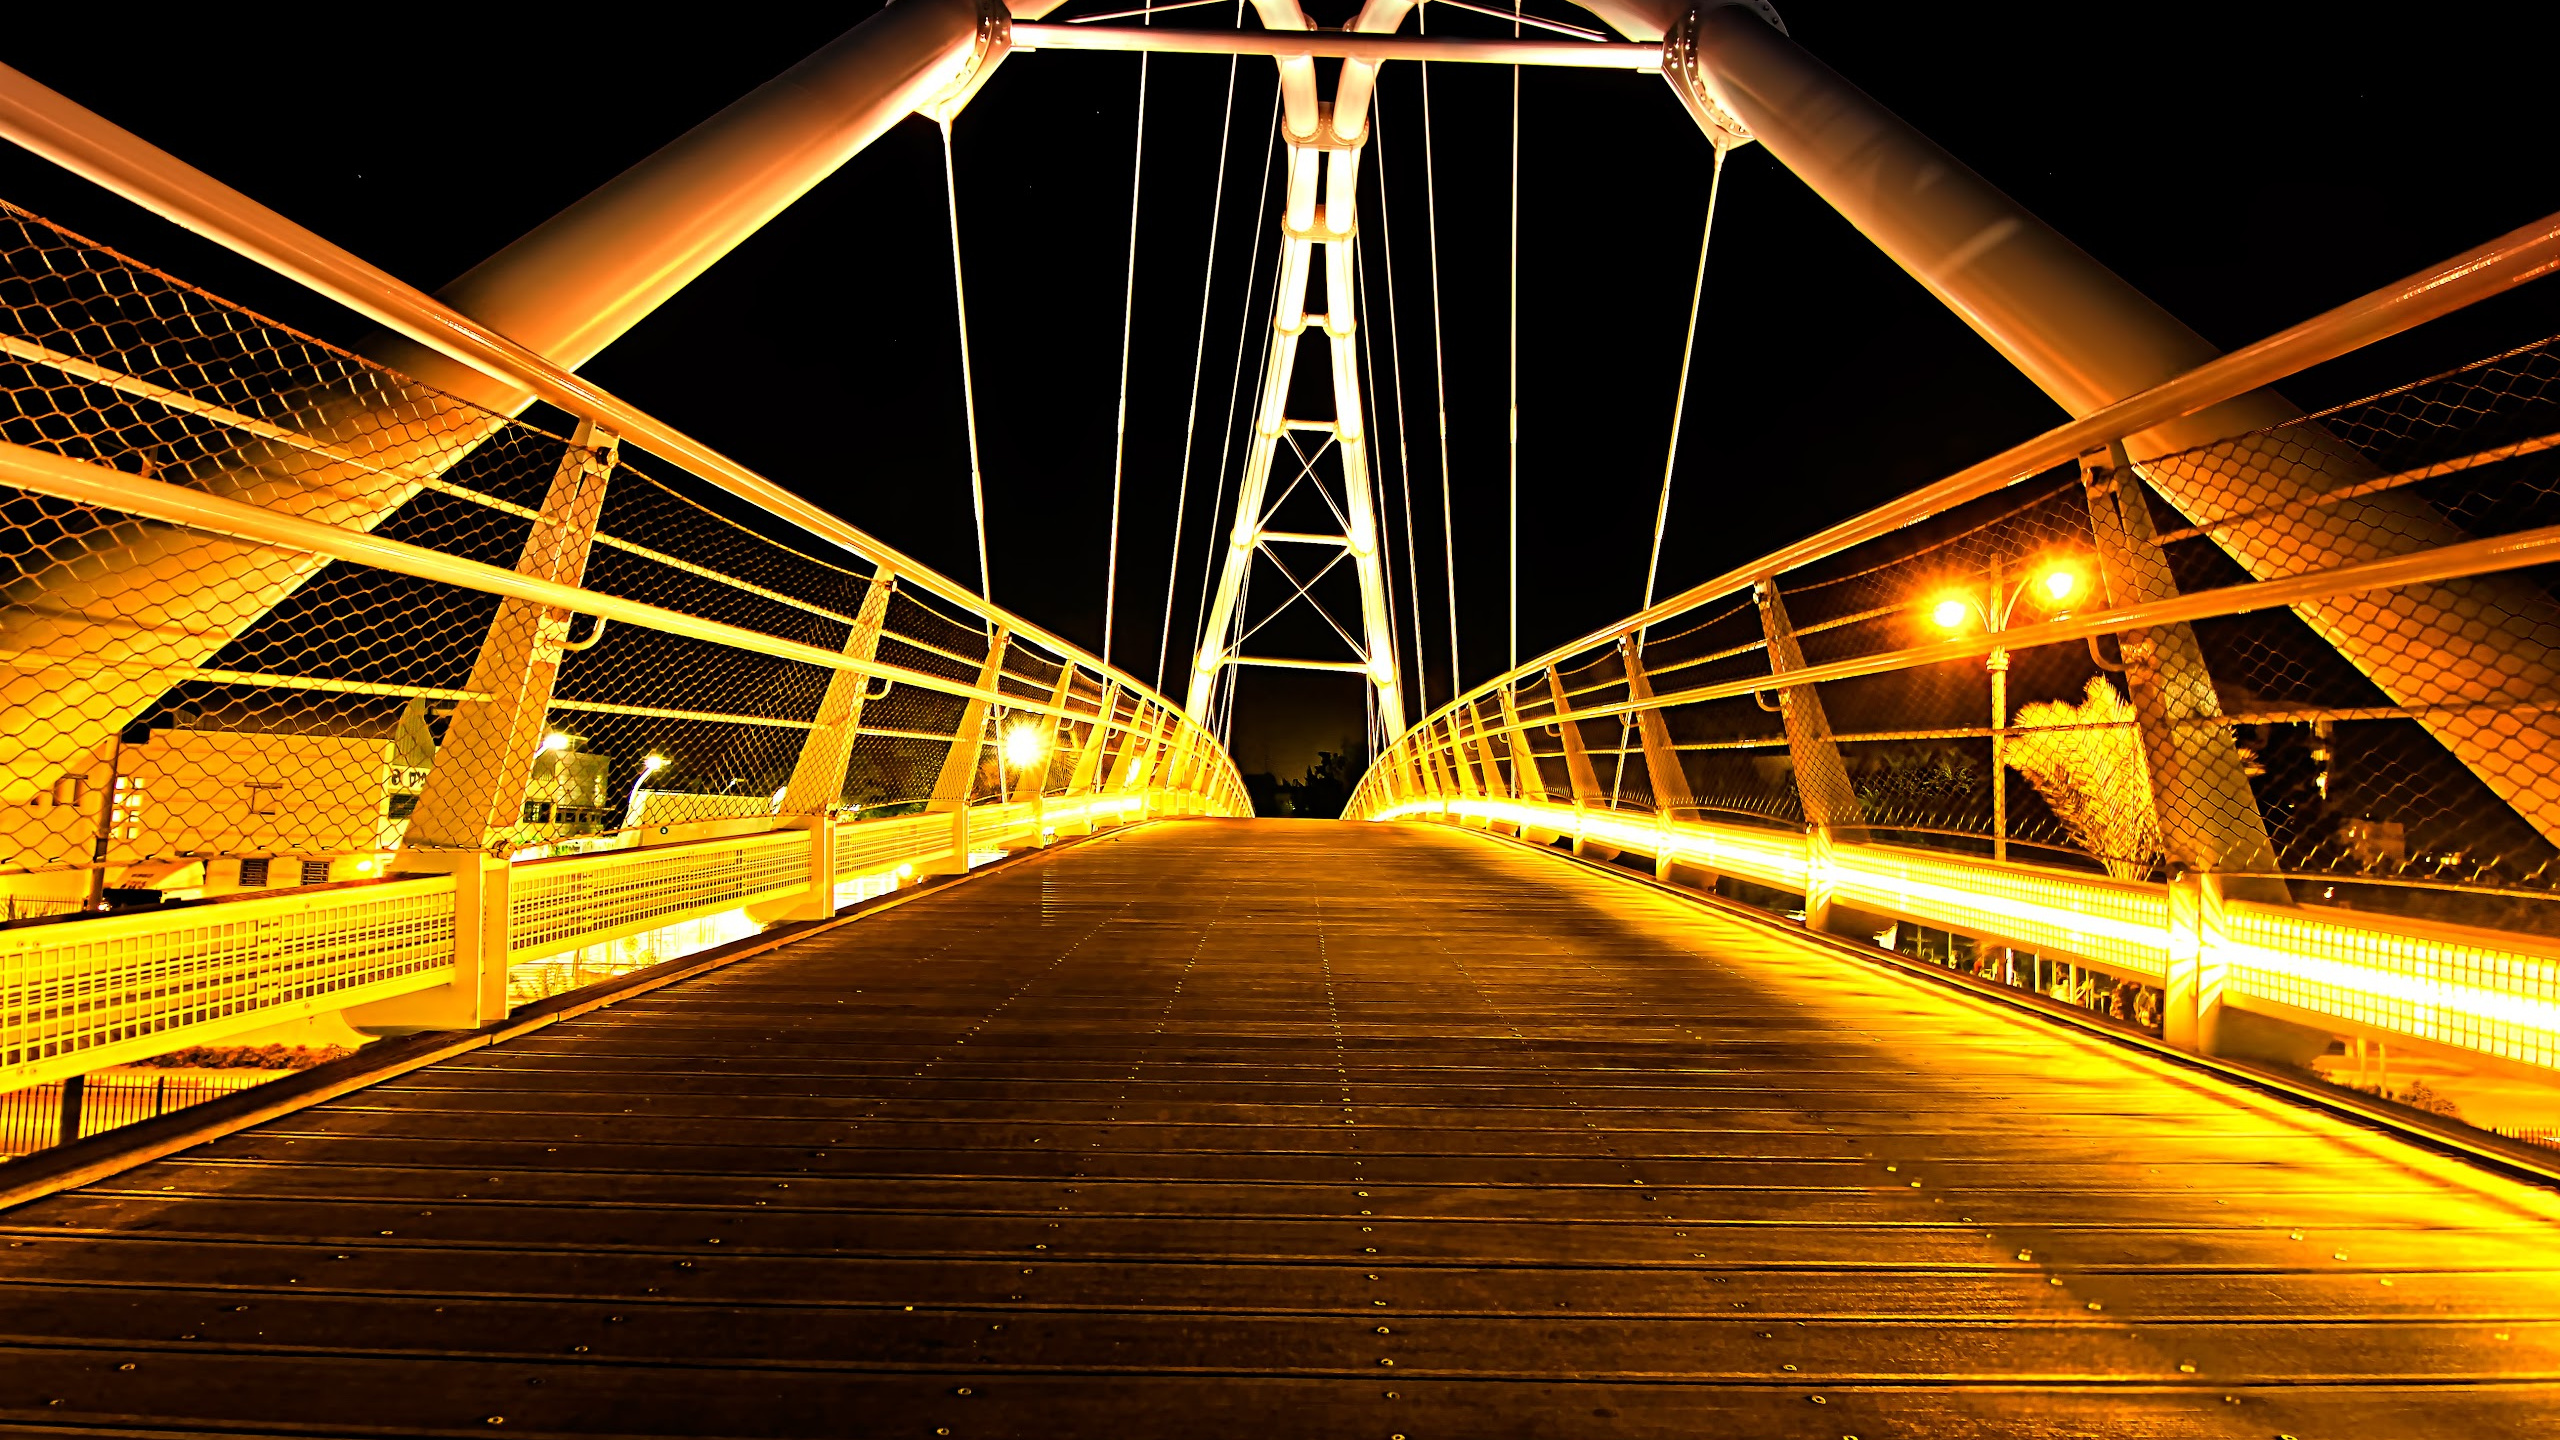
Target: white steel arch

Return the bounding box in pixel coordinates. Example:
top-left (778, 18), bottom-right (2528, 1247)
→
top-left (1184, 0), bottom-right (1410, 736)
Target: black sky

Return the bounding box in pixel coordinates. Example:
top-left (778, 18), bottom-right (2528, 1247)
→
top-left (5, 2), bottom-right (2555, 780)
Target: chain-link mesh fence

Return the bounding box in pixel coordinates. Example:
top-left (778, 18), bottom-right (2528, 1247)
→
top-left (1354, 312), bottom-right (2560, 1141)
top-left (0, 197), bottom-right (1245, 917)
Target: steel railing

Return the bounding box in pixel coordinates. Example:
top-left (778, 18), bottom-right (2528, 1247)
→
top-left (1351, 207), bottom-right (2560, 1081)
top-left (0, 90), bottom-right (1248, 1093)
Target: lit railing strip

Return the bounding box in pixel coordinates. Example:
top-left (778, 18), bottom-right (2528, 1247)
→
top-left (1364, 795), bottom-right (2560, 1072)
top-left (0, 786), bottom-right (1206, 1091)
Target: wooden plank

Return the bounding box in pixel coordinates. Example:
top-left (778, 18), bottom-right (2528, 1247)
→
top-left (0, 819), bottom-right (2553, 1436)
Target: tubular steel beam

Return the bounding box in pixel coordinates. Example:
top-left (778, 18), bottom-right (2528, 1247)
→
top-left (1416, 203), bottom-right (2560, 726)
top-left (1674, 4), bottom-right (2560, 844)
top-left (0, 53), bottom-right (1176, 720)
top-left (1010, 23), bottom-right (1662, 68)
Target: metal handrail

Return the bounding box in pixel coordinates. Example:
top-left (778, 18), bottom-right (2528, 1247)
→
top-left (0, 60), bottom-right (1195, 730)
top-left (1407, 205), bottom-right (2560, 730)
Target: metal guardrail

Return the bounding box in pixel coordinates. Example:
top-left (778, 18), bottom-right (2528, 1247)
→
top-left (0, 118), bottom-right (1248, 1089)
top-left (0, 876), bottom-right (455, 1085)
top-left (1372, 794), bottom-right (2560, 1073)
top-left (1351, 207), bottom-right (2560, 1082)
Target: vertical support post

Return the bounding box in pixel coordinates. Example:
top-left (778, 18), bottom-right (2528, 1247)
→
top-left (1063, 679), bottom-right (1118, 833)
top-left (1497, 681), bottom-right (1555, 843)
top-left (1753, 579), bottom-right (1862, 832)
top-left (1469, 697), bottom-right (1512, 806)
top-left (1803, 822), bottom-right (1839, 936)
top-left (924, 626), bottom-right (1010, 875)
top-left (357, 422), bottom-right (616, 1034)
top-left (772, 570), bottom-right (896, 919)
top-left (56, 1073), bottom-right (85, 1148)
top-left (403, 421), bottom-right (619, 855)
top-left (2080, 445), bottom-right (2286, 901)
top-left (1546, 665), bottom-right (1616, 859)
top-left (1024, 661), bottom-right (1077, 845)
top-left (1442, 714), bottom-right (1484, 825)
top-left (1423, 725), bottom-right (1459, 815)
top-left (2164, 867), bottom-right (2228, 1053)
top-left (1617, 639), bottom-right (1692, 878)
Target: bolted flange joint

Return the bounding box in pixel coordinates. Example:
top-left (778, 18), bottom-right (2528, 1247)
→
top-left (1660, 1), bottom-right (1786, 151)
top-left (920, 0), bottom-right (1015, 126)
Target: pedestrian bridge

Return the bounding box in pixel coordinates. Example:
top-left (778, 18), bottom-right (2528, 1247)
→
top-left (8, 820), bottom-right (2558, 1435)
top-left (1, 0), bottom-right (2559, 1432)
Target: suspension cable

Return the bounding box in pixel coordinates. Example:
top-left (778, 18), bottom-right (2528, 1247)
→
top-left (1641, 143), bottom-right (1730, 635)
top-left (1155, 10), bottom-right (1244, 696)
top-left (1189, 83), bottom-right (1286, 717)
top-left (1508, 2), bottom-right (1520, 673)
top-left (1419, 13), bottom-right (1461, 702)
top-left (1615, 142), bottom-right (1733, 811)
top-left (1101, 49), bottom-right (1150, 668)
top-left (938, 120), bottom-right (993, 608)
top-left (1367, 98), bottom-right (1431, 717)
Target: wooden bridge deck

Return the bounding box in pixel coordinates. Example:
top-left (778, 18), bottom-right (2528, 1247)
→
top-left (3, 818), bottom-right (2556, 1437)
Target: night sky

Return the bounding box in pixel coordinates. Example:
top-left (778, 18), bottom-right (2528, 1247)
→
top-left (5, 2), bottom-right (2554, 781)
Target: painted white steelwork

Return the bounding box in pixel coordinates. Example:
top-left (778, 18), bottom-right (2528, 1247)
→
top-left (1186, 0), bottom-right (1410, 735)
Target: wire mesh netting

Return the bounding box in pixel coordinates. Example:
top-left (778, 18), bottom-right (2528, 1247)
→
top-left (0, 198), bottom-right (1241, 916)
top-left (1363, 325), bottom-right (2560, 944)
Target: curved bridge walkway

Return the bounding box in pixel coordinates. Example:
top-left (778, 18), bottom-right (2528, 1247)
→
top-left (3, 821), bottom-right (2557, 1436)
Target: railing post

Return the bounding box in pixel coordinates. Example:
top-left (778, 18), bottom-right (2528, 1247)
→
top-left (1617, 639), bottom-right (1693, 878)
top-left (358, 422), bottom-right (616, 1033)
top-left (1062, 679), bottom-right (1118, 834)
top-left (56, 1073), bottom-right (84, 1148)
top-left (1752, 580), bottom-right (1863, 832)
top-left (401, 423), bottom-right (619, 857)
top-left (923, 625), bottom-right (1010, 875)
top-left (1803, 822), bottom-right (1839, 936)
top-left (2079, 445), bottom-right (2286, 899)
top-left (1028, 662), bottom-right (1078, 844)
top-left (1546, 665), bottom-right (1616, 859)
top-left (1497, 681), bottom-right (1556, 843)
top-left (1442, 714), bottom-right (1485, 825)
top-left (1468, 697), bottom-right (1513, 805)
top-left (2164, 866), bottom-right (2228, 1053)
top-left (769, 569), bottom-right (897, 918)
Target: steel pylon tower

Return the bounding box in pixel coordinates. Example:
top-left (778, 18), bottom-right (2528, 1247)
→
top-left (1186, 64), bottom-right (1406, 738)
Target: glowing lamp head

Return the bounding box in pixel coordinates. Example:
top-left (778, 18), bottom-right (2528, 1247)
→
top-left (895, 862), bottom-right (915, 879)
top-left (1004, 723), bottom-right (1048, 771)
top-left (1930, 597), bottom-right (1971, 631)
top-left (640, 754), bottom-right (669, 776)
top-left (540, 732), bottom-right (571, 754)
top-left (2040, 566), bottom-right (2080, 604)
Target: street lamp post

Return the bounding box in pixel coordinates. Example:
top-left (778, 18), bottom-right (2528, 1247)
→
top-left (1930, 555), bottom-right (2084, 865)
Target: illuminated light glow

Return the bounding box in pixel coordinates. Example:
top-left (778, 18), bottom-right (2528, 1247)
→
top-left (540, 732), bottom-right (573, 754)
top-left (1004, 723), bottom-right (1049, 771)
top-left (895, 862), bottom-right (915, 878)
top-left (640, 754), bottom-right (669, 775)
top-left (1931, 597), bottom-right (1971, 630)
top-left (1354, 791), bottom-right (2560, 1070)
top-left (2042, 566), bottom-right (2080, 602)
top-left (353, 858), bottom-right (377, 875)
